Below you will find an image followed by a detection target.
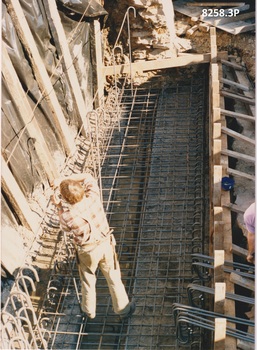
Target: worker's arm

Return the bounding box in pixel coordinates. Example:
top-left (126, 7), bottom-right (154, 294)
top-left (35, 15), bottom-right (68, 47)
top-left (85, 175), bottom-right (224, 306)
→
top-left (246, 231), bottom-right (255, 264)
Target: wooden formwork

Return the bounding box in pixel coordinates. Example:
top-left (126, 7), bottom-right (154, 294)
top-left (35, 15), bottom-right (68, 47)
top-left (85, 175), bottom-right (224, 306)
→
top-left (209, 26), bottom-right (255, 350)
top-left (209, 26), bottom-right (237, 350)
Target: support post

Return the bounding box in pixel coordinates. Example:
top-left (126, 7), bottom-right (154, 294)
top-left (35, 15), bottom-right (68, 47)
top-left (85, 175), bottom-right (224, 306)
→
top-left (92, 19), bottom-right (105, 108)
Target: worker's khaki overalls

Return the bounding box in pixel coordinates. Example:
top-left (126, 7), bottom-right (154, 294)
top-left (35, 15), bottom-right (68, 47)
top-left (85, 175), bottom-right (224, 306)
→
top-left (77, 233), bottom-right (130, 319)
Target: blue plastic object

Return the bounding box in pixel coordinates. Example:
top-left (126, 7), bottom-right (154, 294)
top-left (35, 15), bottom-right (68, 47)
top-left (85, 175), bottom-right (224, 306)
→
top-left (221, 176), bottom-right (234, 191)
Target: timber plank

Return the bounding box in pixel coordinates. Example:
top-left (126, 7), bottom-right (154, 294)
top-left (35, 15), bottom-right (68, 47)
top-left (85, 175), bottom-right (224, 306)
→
top-left (220, 108), bottom-right (255, 122)
top-left (188, 2), bottom-right (245, 7)
top-left (223, 203), bottom-right (245, 214)
top-left (221, 90), bottom-right (255, 105)
top-left (227, 168), bottom-right (255, 181)
top-left (221, 149), bottom-right (255, 163)
top-left (5, 0), bottom-right (75, 155)
top-left (229, 57), bottom-right (255, 116)
top-left (230, 244), bottom-right (248, 258)
top-left (1, 156), bottom-right (39, 233)
top-left (221, 126), bottom-right (255, 145)
top-left (43, 0), bottom-right (89, 133)
top-left (219, 61), bottom-right (236, 350)
top-left (230, 272), bottom-right (255, 291)
top-left (214, 11), bottom-right (255, 26)
top-left (2, 45), bottom-right (59, 182)
top-left (221, 59), bottom-right (244, 70)
top-left (220, 78), bottom-right (249, 92)
top-left (214, 318), bottom-right (226, 350)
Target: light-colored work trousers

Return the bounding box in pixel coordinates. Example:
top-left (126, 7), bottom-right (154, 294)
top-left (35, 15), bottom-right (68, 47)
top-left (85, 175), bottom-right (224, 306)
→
top-left (77, 238), bottom-right (130, 318)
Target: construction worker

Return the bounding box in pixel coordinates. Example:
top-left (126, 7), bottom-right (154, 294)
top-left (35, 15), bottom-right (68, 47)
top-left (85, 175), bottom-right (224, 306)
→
top-left (51, 172), bottom-right (135, 319)
top-left (244, 202), bottom-right (255, 264)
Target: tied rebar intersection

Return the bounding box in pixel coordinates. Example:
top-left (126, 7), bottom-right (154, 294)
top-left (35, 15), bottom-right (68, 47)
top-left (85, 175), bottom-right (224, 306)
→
top-left (1, 67), bottom-right (210, 349)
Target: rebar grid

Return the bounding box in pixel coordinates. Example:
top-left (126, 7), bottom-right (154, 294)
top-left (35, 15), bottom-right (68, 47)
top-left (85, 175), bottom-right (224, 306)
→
top-left (45, 69), bottom-right (209, 349)
top-left (1, 67), bottom-right (210, 350)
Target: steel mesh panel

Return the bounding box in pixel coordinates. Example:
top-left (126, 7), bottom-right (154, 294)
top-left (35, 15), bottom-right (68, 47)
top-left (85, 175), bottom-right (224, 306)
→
top-left (37, 67), bottom-right (209, 350)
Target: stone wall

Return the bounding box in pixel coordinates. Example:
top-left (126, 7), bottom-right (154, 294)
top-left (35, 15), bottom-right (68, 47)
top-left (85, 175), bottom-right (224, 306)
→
top-left (104, 0), bottom-right (177, 61)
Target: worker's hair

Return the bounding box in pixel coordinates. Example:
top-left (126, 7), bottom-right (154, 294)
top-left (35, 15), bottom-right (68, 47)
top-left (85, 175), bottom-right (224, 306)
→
top-left (60, 179), bottom-right (84, 204)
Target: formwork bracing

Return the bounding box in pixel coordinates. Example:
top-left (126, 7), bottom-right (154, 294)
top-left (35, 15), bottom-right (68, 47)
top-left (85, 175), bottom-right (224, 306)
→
top-left (1, 66), bottom-right (211, 349)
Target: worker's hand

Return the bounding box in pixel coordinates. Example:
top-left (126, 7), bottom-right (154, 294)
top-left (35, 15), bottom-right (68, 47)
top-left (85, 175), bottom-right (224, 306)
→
top-left (246, 253), bottom-right (255, 264)
top-left (50, 192), bottom-right (61, 208)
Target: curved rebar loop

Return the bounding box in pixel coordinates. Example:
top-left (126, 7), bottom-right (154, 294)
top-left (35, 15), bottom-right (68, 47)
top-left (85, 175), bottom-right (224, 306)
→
top-left (1, 311), bottom-right (30, 350)
top-left (19, 265), bottom-right (40, 283)
top-left (9, 290), bottom-right (47, 348)
top-left (15, 275), bottom-right (36, 296)
top-left (9, 336), bottom-right (30, 350)
top-left (16, 312), bottom-right (48, 350)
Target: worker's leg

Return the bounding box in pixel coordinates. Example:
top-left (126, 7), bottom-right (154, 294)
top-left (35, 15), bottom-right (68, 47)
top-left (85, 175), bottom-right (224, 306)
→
top-left (99, 240), bottom-right (130, 315)
top-left (77, 247), bottom-right (100, 318)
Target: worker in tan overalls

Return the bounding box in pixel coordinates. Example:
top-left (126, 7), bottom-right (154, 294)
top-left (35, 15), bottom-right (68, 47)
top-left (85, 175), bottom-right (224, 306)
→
top-left (51, 172), bottom-right (135, 319)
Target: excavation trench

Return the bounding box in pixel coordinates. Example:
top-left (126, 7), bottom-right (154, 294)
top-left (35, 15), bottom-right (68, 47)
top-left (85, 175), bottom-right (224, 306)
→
top-left (35, 65), bottom-right (210, 349)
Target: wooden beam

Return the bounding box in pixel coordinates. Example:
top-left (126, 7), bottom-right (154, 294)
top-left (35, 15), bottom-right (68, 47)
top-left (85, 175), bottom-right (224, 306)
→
top-left (230, 272), bottom-right (255, 291)
top-left (214, 221), bottom-right (224, 250)
top-left (227, 168), bottom-right (255, 181)
top-left (223, 203), bottom-right (245, 214)
top-left (213, 108), bottom-right (221, 122)
top-left (103, 52), bottom-right (228, 76)
top-left (220, 59), bottom-right (244, 70)
top-left (221, 149), bottom-right (255, 163)
top-left (214, 11), bottom-right (255, 26)
top-left (213, 139), bottom-right (221, 164)
top-left (214, 318), bottom-right (226, 350)
top-left (220, 78), bottom-right (249, 92)
top-left (214, 282), bottom-right (226, 314)
top-left (213, 123), bottom-right (221, 139)
top-left (214, 207), bottom-right (223, 221)
top-left (214, 250), bottom-right (225, 282)
top-left (5, 0), bottom-right (75, 156)
top-left (210, 27), bottom-right (217, 63)
top-left (230, 244), bottom-right (248, 258)
top-left (1, 156), bottom-right (39, 233)
top-left (220, 108), bottom-right (255, 122)
top-left (2, 44), bottom-right (59, 183)
top-left (221, 126), bottom-right (255, 145)
top-left (234, 23), bottom-right (255, 35)
top-left (229, 57), bottom-right (255, 117)
top-left (92, 19), bottom-right (105, 108)
top-left (237, 340), bottom-right (255, 350)
top-left (43, 0), bottom-right (89, 134)
top-left (187, 2), bottom-right (245, 6)
top-left (213, 165), bottom-right (222, 206)
top-left (221, 90), bottom-right (255, 105)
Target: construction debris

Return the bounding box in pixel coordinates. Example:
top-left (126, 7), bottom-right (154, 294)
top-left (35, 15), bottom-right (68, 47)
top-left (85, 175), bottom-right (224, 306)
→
top-left (174, 0), bottom-right (255, 35)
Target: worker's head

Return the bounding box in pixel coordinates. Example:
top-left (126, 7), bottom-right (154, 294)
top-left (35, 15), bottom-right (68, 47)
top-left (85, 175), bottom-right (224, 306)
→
top-left (60, 179), bottom-right (84, 204)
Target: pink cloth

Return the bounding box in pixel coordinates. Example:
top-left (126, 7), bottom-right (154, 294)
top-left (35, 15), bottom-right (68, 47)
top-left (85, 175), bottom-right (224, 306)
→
top-left (244, 202), bottom-right (255, 234)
